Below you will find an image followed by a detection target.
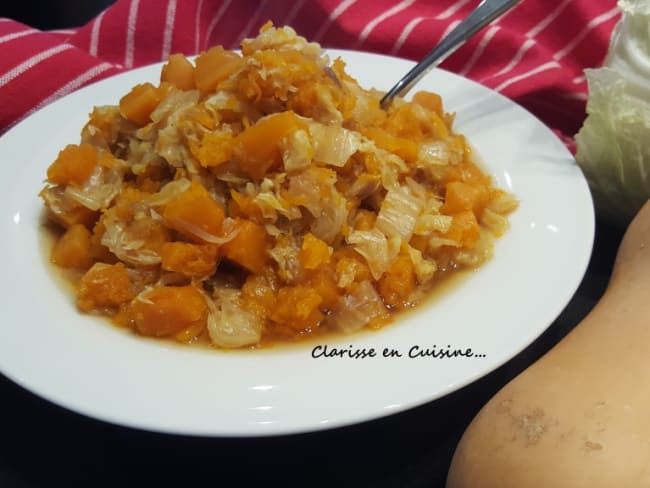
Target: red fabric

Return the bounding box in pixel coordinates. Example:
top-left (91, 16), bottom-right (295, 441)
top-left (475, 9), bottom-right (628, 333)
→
top-left (0, 0), bottom-right (620, 143)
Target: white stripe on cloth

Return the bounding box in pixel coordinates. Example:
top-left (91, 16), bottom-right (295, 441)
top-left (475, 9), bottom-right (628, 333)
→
top-left (283, 0), bottom-right (307, 28)
top-left (458, 25), bottom-right (500, 76)
top-left (29, 62), bottom-right (115, 115)
top-left (162, 0), bottom-right (178, 60)
top-left (491, 38), bottom-right (535, 78)
top-left (0, 44), bottom-right (74, 89)
top-left (314, 0), bottom-right (358, 42)
top-left (494, 60), bottom-right (560, 92)
top-left (440, 19), bottom-right (462, 40)
top-left (89, 10), bottom-right (106, 57)
top-left (398, 18), bottom-right (460, 63)
top-left (354, 0), bottom-right (417, 47)
top-left (436, 0), bottom-right (472, 20)
top-left (554, 7), bottom-right (620, 60)
top-left (573, 74), bottom-right (586, 84)
top-left (47, 29), bottom-right (76, 38)
top-left (206, 0), bottom-right (233, 44)
top-left (0, 28), bottom-right (37, 45)
top-left (194, 0), bottom-right (205, 53)
top-left (125, 0), bottom-right (140, 68)
top-left (390, 16), bottom-right (425, 55)
top-left (527, 0), bottom-right (572, 38)
top-left (484, 0), bottom-right (574, 82)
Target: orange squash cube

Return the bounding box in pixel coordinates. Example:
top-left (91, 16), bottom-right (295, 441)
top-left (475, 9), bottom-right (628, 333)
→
top-left (194, 46), bottom-right (243, 93)
top-left (162, 182), bottom-right (226, 243)
top-left (160, 241), bottom-right (219, 277)
top-left (233, 111), bottom-right (303, 180)
top-left (51, 223), bottom-right (93, 269)
top-left (131, 286), bottom-right (207, 337)
top-left (47, 144), bottom-right (98, 185)
top-left (221, 219), bottom-right (269, 274)
top-left (161, 53), bottom-right (196, 90)
top-left (119, 82), bottom-right (163, 126)
top-left (77, 263), bottom-right (135, 312)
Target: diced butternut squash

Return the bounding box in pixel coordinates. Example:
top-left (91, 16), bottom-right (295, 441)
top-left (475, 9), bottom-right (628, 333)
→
top-left (160, 241), bottom-right (219, 277)
top-left (270, 285), bottom-right (323, 330)
top-left (241, 273), bottom-right (277, 319)
top-left (229, 190), bottom-right (263, 223)
top-left (444, 210), bottom-right (480, 248)
top-left (354, 209), bottom-right (377, 231)
top-left (303, 265), bottom-right (340, 310)
top-left (77, 263), bottom-right (135, 311)
top-left (197, 131), bottom-right (233, 168)
top-left (51, 224), bottom-right (93, 269)
top-left (444, 160), bottom-right (491, 186)
top-left (173, 322), bottom-right (205, 343)
top-left (384, 103), bottom-right (449, 141)
top-left (40, 26), bottom-right (516, 351)
top-left (161, 53), bottom-right (195, 90)
top-left (119, 82), bottom-right (163, 126)
top-left (378, 254), bottom-right (415, 309)
top-left (412, 91), bottom-right (443, 116)
top-left (334, 248), bottom-right (372, 289)
top-left (47, 144), bottom-right (98, 185)
top-left (442, 181), bottom-right (490, 215)
top-left (131, 285), bottom-right (207, 337)
top-left (162, 182), bottom-right (226, 243)
top-left (360, 127), bottom-right (419, 163)
top-left (194, 46), bottom-right (243, 93)
top-left (221, 219), bottom-right (269, 273)
top-left (233, 111), bottom-right (303, 180)
top-left (299, 233), bottom-right (331, 270)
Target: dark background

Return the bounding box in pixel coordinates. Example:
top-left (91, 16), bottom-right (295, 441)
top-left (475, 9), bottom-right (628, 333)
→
top-left (0, 0), bottom-right (115, 29)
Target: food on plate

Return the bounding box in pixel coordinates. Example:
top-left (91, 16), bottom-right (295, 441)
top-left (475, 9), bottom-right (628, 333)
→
top-left (39, 23), bottom-right (517, 349)
top-left (446, 201), bottom-right (650, 487)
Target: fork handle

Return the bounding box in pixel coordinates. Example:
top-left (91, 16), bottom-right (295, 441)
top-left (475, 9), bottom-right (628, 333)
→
top-left (380, 0), bottom-right (521, 109)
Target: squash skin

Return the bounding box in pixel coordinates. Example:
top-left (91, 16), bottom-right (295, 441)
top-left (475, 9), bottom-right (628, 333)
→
top-left (447, 200), bottom-right (650, 488)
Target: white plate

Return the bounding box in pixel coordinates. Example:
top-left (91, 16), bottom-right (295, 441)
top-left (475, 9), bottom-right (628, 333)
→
top-left (0, 50), bottom-right (594, 436)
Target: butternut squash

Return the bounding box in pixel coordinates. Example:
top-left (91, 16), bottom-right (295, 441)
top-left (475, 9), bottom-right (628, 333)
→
top-left (51, 223), bottom-right (93, 269)
top-left (271, 285), bottom-right (324, 331)
top-left (131, 285), bottom-right (207, 337)
top-left (378, 253), bottom-right (415, 309)
top-left (77, 262), bottom-right (135, 312)
top-left (233, 111), bottom-right (303, 180)
top-left (118, 82), bottom-right (163, 126)
top-left (162, 182), bottom-right (225, 242)
top-left (193, 46), bottom-right (243, 93)
top-left (447, 200), bottom-right (650, 487)
top-left (160, 53), bottom-right (195, 90)
top-left (47, 143), bottom-right (97, 185)
top-left (220, 219), bottom-right (269, 274)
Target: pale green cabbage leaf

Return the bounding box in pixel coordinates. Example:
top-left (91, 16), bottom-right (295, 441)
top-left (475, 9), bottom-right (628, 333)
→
top-left (575, 0), bottom-right (650, 224)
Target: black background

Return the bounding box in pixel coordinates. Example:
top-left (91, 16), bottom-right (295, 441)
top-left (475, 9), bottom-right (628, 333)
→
top-left (0, 0), bottom-right (114, 29)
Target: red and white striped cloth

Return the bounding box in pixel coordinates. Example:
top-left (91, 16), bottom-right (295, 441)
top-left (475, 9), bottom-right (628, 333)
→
top-left (0, 0), bottom-right (620, 147)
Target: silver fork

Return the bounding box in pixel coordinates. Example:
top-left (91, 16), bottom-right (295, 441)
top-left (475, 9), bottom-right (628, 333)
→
top-left (379, 0), bottom-right (521, 109)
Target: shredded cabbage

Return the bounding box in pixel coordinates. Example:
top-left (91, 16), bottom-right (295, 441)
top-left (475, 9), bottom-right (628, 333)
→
top-left (206, 289), bottom-right (262, 348)
top-left (576, 0), bottom-right (650, 223)
top-left (325, 281), bottom-right (388, 333)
